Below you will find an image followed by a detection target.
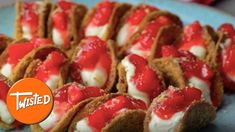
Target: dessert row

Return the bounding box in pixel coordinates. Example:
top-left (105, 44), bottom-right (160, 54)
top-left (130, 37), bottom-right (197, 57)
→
top-left (0, 0), bottom-right (234, 132)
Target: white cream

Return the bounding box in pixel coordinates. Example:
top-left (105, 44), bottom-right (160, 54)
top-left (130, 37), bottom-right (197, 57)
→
top-left (117, 24), bottom-right (138, 47)
top-left (85, 24), bottom-right (109, 40)
top-left (149, 111), bottom-right (184, 132)
top-left (81, 66), bottom-right (107, 87)
top-left (39, 111), bottom-right (58, 130)
top-left (121, 57), bottom-right (149, 105)
top-left (52, 28), bottom-right (64, 46)
top-left (46, 75), bottom-right (59, 90)
top-left (22, 25), bottom-right (32, 39)
top-left (189, 45), bottom-right (206, 58)
top-left (188, 76), bottom-right (212, 103)
top-left (0, 100), bottom-right (14, 124)
top-left (0, 63), bottom-right (12, 78)
top-left (128, 43), bottom-right (149, 59)
top-left (75, 118), bottom-right (93, 132)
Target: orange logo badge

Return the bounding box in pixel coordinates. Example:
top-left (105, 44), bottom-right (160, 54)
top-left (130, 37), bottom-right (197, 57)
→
top-left (6, 78), bottom-right (53, 124)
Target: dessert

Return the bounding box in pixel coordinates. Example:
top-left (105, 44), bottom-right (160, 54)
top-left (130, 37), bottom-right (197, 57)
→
top-left (48, 0), bottom-right (87, 53)
top-left (125, 11), bottom-right (182, 60)
top-left (117, 54), bottom-right (165, 105)
top-left (176, 21), bottom-right (218, 60)
top-left (15, 0), bottom-right (51, 40)
top-left (144, 86), bottom-right (216, 132)
top-left (24, 49), bottom-right (68, 90)
top-left (31, 82), bottom-right (105, 132)
top-left (69, 94), bottom-right (147, 132)
top-left (218, 23), bottom-right (235, 92)
top-left (0, 38), bottom-right (53, 82)
top-left (80, 1), bottom-right (131, 41)
top-left (115, 4), bottom-right (158, 57)
top-left (70, 36), bottom-right (117, 92)
top-left (154, 49), bottom-right (223, 107)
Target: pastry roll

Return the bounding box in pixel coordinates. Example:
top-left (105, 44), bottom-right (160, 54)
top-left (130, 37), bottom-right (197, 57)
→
top-left (69, 94), bottom-right (147, 132)
top-left (31, 82), bottom-right (105, 132)
top-left (69, 36), bottom-right (117, 92)
top-left (15, 0), bottom-right (51, 40)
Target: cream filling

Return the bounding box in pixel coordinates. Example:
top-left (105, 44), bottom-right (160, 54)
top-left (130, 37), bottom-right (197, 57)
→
top-left (39, 111), bottom-right (58, 130)
top-left (128, 43), bottom-right (149, 59)
top-left (189, 45), bottom-right (206, 58)
top-left (22, 25), bottom-right (32, 39)
top-left (75, 118), bottom-right (93, 132)
top-left (117, 24), bottom-right (138, 47)
top-left (85, 24), bottom-right (109, 40)
top-left (52, 28), bottom-right (64, 46)
top-left (188, 76), bottom-right (212, 103)
top-left (149, 111), bottom-right (184, 132)
top-left (121, 57), bottom-right (149, 105)
top-left (0, 100), bottom-right (14, 124)
top-left (0, 63), bottom-right (12, 78)
top-left (45, 75), bottom-right (59, 90)
top-left (81, 67), bottom-right (107, 88)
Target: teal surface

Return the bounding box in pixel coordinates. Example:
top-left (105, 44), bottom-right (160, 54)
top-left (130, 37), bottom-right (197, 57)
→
top-left (0, 0), bottom-right (235, 131)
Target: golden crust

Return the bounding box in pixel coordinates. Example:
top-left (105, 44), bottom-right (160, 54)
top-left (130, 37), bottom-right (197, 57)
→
top-left (70, 39), bottom-right (117, 92)
top-left (79, 2), bottom-right (131, 41)
top-left (69, 93), bottom-right (146, 132)
top-left (0, 35), bottom-right (13, 54)
top-left (119, 11), bottom-right (182, 60)
top-left (47, 2), bottom-right (87, 55)
top-left (144, 90), bottom-right (216, 132)
top-left (153, 57), bottom-right (186, 88)
top-left (15, 0), bottom-right (51, 40)
top-left (31, 83), bottom-right (95, 132)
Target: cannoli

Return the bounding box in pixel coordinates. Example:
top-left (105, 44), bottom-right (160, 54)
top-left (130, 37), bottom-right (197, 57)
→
top-left (24, 48), bottom-right (68, 90)
top-left (48, 0), bottom-right (87, 53)
top-left (69, 93), bottom-right (147, 132)
top-left (144, 86), bottom-right (216, 132)
top-left (31, 82), bottom-right (105, 132)
top-left (153, 49), bottom-right (223, 107)
top-left (0, 38), bottom-right (53, 82)
top-left (176, 21), bottom-right (218, 60)
top-left (15, 0), bottom-right (51, 40)
top-left (115, 4), bottom-right (158, 57)
top-left (217, 23), bottom-right (235, 92)
top-left (69, 36), bottom-right (117, 92)
top-left (80, 1), bottom-right (131, 41)
top-left (0, 74), bottom-right (22, 130)
top-left (0, 34), bottom-right (13, 55)
top-left (125, 11), bottom-right (182, 60)
top-left (117, 54), bottom-right (165, 106)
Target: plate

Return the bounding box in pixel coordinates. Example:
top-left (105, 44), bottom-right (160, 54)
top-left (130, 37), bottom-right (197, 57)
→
top-left (0, 0), bottom-right (235, 131)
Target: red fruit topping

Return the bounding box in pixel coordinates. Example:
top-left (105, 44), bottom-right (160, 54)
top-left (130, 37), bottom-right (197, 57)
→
top-left (70, 36), bottom-right (112, 85)
top-left (127, 4), bottom-right (158, 25)
top-left (218, 23), bottom-right (235, 91)
top-left (161, 45), bottom-right (180, 58)
top-left (87, 95), bottom-right (147, 131)
top-left (0, 80), bottom-right (10, 102)
top-left (34, 51), bottom-right (67, 83)
top-left (154, 86), bottom-right (202, 120)
top-left (128, 16), bottom-right (175, 58)
top-left (6, 38), bottom-right (51, 67)
top-left (128, 54), bottom-right (164, 104)
top-left (177, 21), bottom-right (206, 57)
top-left (88, 1), bottom-right (115, 26)
top-left (21, 2), bottom-right (40, 38)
